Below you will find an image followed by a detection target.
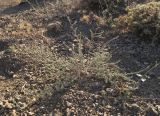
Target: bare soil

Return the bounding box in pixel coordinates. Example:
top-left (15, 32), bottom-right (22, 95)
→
top-left (0, 0), bottom-right (159, 115)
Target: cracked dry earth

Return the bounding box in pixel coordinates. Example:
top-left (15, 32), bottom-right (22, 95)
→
top-left (0, 0), bottom-right (160, 115)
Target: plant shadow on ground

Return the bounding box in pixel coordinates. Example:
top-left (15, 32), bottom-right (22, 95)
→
top-left (31, 76), bottom-right (121, 115)
top-left (0, 40), bottom-right (10, 51)
top-left (134, 76), bottom-right (160, 98)
top-left (0, 40), bottom-right (26, 79)
top-left (0, 0), bottom-right (51, 15)
top-left (0, 57), bottom-right (24, 79)
top-left (108, 34), bottom-right (160, 99)
top-left (1, 2), bottom-right (31, 15)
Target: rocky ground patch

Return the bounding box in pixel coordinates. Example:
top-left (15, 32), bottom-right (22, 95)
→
top-left (0, 0), bottom-right (160, 115)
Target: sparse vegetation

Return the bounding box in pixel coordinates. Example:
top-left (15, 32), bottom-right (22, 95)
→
top-left (115, 1), bottom-right (160, 42)
top-left (0, 0), bottom-right (160, 115)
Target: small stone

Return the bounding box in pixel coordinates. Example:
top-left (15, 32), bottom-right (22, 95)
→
top-left (98, 112), bottom-right (103, 115)
top-left (71, 107), bottom-right (75, 110)
top-left (106, 105), bottom-right (112, 109)
top-left (100, 90), bottom-right (106, 95)
top-left (95, 103), bottom-right (99, 106)
top-left (40, 106), bottom-right (45, 109)
top-left (66, 101), bottom-right (72, 107)
top-left (156, 105), bottom-right (160, 112)
top-left (94, 95), bottom-right (99, 99)
top-left (32, 98), bottom-right (36, 102)
top-left (78, 91), bottom-right (84, 95)
top-left (11, 110), bottom-right (17, 116)
top-left (28, 111), bottom-right (34, 116)
top-left (104, 112), bottom-right (108, 116)
top-left (136, 74), bottom-right (142, 77)
top-left (47, 21), bottom-right (62, 32)
top-left (66, 108), bottom-right (71, 116)
top-left (18, 102), bottom-right (27, 110)
top-left (146, 106), bottom-right (158, 116)
top-left (13, 74), bottom-right (18, 78)
top-left (141, 78), bottom-right (146, 82)
top-left (126, 103), bottom-right (141, 114)
top-left (3, 100), bottom-right (13, 109)
top-left (106, 88), bottom-right (114, 92)
top-left (53, 111), bottom-right (62, 116)
top-left (0, 101), bottom-right (3, 106)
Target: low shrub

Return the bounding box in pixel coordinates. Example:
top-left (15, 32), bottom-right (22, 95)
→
top-left (115, 2), bottom-right (160, 41)
top-left (70, 0), bottom-right (157, 17)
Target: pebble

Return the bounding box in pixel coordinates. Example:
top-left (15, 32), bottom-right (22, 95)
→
top-left (66, 101), bottom-right (72, 107)
top-left (78, 91), bottom-right (84, 95)
top-left (106, 105), bottom-right (112, 109)
top-left (156, 105), bottom-right (160, 112)
top-left (11, 110), bottom-right (17, 116)
top-left (136, 74), bottom-right (143, 77)
top-left (126, 103), bottom-right (141, 114)
top-left (0, 101), bottom-right (3, 106)
top-left (47, 21), bottom-right (62, 32)
top-left (27, 111), bottom-right (34, 116)
top-left (146, 106), bottom-right (158, 116)
top-left (18, 102), bottom-right (27, 110)
top-left (3, 100), bottom-right (13, 109)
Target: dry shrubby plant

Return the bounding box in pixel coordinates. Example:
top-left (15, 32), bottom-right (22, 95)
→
top-left (60, 0), bottom-right (129, 17)
top-left (115, 2), bottom-right (160, 41)
top-left (0, 18), bottom-right (37, 38)
top-left (70, 0), bottom-right (155, 16)
top-left (11, 37), bottom-right (126, 95)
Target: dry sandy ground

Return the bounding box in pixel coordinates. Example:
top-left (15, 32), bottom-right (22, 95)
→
top-left (0, 0), bottom-right (160, 115)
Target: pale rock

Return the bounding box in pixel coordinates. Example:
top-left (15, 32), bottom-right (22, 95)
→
top-left (146, 106), bottom-right (158, 116)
